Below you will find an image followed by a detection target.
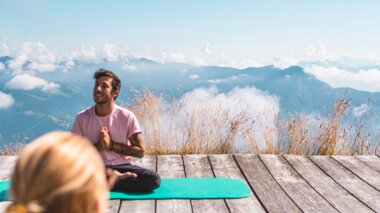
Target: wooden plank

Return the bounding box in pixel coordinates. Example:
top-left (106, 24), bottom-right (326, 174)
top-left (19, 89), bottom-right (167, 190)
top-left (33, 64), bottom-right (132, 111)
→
top-left (119, 155), bottom-right (157, 213)
top-left (260, 154), bottom-right (337, 212)
top-left (333, 156), bottom-right (380, 191)
top-left (107, 200), bottom-right (120, 213)
top-left (0, 156), bottom-right (17, 180)
top-left (209, 154), bottom-right (265, 213)
top-left (183, 154), bottom-right (229, 213)
top-left (285, 155), bottom-right (373, 213)
top-left (356, 155), bottom-right (380, 173)
top-left (156, 155), bottom-right (191, 213)
top-left (310, 156), bottom-right (380, 212)
top-left (234, 154), bottom-right (301, 213)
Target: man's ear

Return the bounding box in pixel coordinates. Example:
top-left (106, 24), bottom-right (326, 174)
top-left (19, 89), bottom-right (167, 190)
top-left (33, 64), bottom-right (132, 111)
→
top-left (112, 90), bottom-right (119, 98)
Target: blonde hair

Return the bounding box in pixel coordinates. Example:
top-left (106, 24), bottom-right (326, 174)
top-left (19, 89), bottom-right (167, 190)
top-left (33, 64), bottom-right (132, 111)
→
top-left (6, 131), bottom-right (108, 213)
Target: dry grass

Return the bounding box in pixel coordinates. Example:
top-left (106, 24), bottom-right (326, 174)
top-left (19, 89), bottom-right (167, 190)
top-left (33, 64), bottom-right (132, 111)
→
top-left (128, 89), bottom-right (254, 155)
top-left (128, 90), bottom-right (379, 155)
top-left (0, 135), bottom-right (26, 156)
top-left (2, 90), bottom-right (378, 156)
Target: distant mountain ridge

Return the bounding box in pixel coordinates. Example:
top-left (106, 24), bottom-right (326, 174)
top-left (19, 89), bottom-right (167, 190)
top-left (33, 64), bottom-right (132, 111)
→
top-left (0, 56), bottom-right (379, 143)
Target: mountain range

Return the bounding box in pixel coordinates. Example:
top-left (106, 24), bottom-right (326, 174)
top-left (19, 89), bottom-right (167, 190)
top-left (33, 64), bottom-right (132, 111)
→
top-left (0, 56), bottom-right (378, 143)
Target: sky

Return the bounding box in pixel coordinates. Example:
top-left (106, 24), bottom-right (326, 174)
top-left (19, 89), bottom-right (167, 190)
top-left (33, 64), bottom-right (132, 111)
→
top-left (1, 0), bottom-right (380, 65)
top-left (1, 0), bottom-right (380, 94)
top-left (1, 0), bottom-right (379, 136)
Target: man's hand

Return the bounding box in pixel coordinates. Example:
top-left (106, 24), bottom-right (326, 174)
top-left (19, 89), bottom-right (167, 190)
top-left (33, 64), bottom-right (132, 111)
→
top-left (100, 127), bottom-right (112, 150)
top-left (106, 168), bottom-right (137, 189)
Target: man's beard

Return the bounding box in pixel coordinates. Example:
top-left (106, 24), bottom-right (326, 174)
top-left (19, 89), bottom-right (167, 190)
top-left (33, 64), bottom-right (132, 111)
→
top-left (94, 94), bottom-right (112, 105)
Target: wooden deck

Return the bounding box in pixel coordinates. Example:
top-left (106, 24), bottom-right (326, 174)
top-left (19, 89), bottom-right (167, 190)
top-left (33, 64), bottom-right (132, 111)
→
top-left (0, 154), bottom-right (379, 212)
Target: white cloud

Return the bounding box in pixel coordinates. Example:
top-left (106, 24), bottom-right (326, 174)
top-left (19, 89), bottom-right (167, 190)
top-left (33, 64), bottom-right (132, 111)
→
top-left (9, 42), bottom-right (31, 71)
top-left (131, 44), bottom-right (265, 68)
top-left (203, 42), bottom-right (211, 55)
top-left (122, 64), bottom-right (138, 71)
top-left (208, 75), bottom-right (240, 84)
top-left (63, 60), bottom-right (75, 72)
top-left (208, 79), bottom-right (224, 84)
top-left (7, 42), bottom-right (58, 73)
top-left (101, 43), bottom-right (130, 62)
top-left (220, 59), bottom-right (265, 69)
top-left (0, 91), bottom-right (15, 109)
top-left (272, 57), bottom-right (298, 69)
top-left (69, 45), bottom-right (99, 62)
top-left (304, 65), bottom-right (380, 92)
top-left (24, 110), bottom-right (44, 118)
top-left (353, 104), bottom-right (370, 117)
top-left (144, 50), bottom-right (187, 64)
top-left (189, 56), bottom-right (206, 66)
top-left (30, 42), bottom-right (57, 72)
top-left (307, 42), bottom-right (327, 60)
top-left (165, 52), bottom-right (186, 63)
top-left (8, 42), bottom-right (58, 72)
top-left (29, 62), bottom-right (56, 72)
top-left (48, 115), bottom-right (70, 128)
top-left (5, 74), bottom-right (60, 93)
top-left (179, 87), bottom-right (280, 130)
top-left (189, 74), bottom-right (199, 79)
top-left (103, 43), bottom-right (119, 61)
top-left (1, 39), bottom-right (9, 56)
top-left (0, 62), bottom-right (4, 70)
top-left (133, 46), bottom-right (191, 65)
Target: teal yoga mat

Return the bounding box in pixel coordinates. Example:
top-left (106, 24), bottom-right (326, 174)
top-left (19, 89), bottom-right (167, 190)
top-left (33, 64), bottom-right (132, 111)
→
top-left (0, 178), bottom-right (252, 200)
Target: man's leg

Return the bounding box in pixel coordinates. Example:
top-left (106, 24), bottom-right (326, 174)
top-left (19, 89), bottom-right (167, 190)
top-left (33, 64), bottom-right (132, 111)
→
top-left (109, 164), bottom-right (161, 192)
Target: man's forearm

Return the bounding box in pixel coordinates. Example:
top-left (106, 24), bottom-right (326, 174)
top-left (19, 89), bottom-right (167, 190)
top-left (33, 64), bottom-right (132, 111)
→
top-left (112, 140), bottom-right (144, 158)
top-left (94, 141), bottom-right (105, 152)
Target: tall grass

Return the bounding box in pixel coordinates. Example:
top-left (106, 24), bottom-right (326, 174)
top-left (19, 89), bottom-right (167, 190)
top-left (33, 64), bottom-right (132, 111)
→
top-left (129, 89), bottom-right (254, 154)
top-left (128, 89), bottom-right (379, 155)
top-left (2, 89), bottom-right (378, 156)
top-left (0, 134), bottom-right (28, 156)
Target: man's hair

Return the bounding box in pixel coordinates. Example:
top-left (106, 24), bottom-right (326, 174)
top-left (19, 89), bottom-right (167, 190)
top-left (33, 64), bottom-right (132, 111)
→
top-left (94, 68), bottom-right (121, 100)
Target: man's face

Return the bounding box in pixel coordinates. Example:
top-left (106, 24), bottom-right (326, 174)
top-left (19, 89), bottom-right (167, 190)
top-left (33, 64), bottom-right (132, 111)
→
top-left (93, 76), bottom-right (118, 105)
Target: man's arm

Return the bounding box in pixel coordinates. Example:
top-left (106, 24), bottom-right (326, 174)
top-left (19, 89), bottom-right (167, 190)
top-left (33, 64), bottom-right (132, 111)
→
top-left (112, 133), bottom-right (145, 158)
top-left (100, 127), bottom-right (145, 158)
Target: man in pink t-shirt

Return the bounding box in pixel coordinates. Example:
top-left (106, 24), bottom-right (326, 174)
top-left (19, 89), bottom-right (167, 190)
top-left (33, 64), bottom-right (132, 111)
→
top-left (72, 68), bottom-right (160, 192)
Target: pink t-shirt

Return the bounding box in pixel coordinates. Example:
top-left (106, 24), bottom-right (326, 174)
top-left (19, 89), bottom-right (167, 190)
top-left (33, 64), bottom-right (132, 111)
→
top-left (71, 105), bottom-right (142, 166)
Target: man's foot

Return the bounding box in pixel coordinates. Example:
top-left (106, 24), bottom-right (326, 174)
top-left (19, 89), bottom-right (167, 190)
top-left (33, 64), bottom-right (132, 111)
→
top-left (106, 168), bottom-right (138, 189)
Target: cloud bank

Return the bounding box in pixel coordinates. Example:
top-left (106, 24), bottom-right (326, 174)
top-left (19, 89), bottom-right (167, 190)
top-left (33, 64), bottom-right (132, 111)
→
top-left (3, 41), bottom-right (380, 93)
top-left (122, 64), bottom-right (138, 72)
top-left (304, 65), bottom-right (380, 92)
top-left (178, 86), bottom-right (280, 130)
top-left (9, 42), bottom-right (57, 73)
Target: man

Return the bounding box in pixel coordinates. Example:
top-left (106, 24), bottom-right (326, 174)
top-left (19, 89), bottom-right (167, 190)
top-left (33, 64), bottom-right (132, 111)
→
top-left (72, 68), bottom-right (161, 192)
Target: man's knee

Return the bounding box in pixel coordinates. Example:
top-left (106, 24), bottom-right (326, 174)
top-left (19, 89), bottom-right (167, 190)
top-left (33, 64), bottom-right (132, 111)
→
top-left (146, 173), bottom-right (161, 191)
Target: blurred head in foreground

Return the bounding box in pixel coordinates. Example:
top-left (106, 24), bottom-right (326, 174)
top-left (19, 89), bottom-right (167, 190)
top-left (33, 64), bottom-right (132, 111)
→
top-left (6, 131), bottom-right (108, 213)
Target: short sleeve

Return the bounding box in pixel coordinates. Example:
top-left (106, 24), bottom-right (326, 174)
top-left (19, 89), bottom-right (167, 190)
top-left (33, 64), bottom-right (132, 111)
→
top-left (71, 115), bottom-right (83, 136)
top-left (127, 112), bottom-right (142, 139)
